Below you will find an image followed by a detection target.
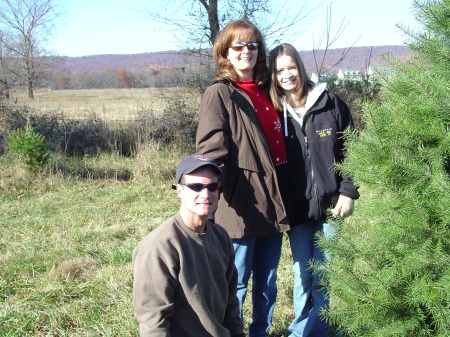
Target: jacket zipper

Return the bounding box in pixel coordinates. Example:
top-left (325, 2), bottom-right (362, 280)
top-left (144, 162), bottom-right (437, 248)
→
top-left (303, 115), bottom-right (322, 218)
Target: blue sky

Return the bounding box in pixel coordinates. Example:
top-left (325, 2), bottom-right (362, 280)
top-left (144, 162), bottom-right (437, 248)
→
top-left (47, 0), bottom-right (418, 57)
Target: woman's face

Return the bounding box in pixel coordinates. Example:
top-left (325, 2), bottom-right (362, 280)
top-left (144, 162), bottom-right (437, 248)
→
top-left (275, 54), bottom-right (299, 94)
top-left (227, 32), bottom-right (258, 81)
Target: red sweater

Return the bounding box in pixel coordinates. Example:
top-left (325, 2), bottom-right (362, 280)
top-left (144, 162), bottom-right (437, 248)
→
top-left (235, 80), bottom-right (287, 166)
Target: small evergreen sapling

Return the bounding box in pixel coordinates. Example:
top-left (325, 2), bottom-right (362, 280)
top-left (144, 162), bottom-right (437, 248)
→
top-left (8, 122), bottom-right (50, 171)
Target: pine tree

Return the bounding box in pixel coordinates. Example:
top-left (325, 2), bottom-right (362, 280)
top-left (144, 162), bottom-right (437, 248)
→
top-left (319, 1), bottom-right (450, 336)
top-left (8, 122), bottom-right (50, 172)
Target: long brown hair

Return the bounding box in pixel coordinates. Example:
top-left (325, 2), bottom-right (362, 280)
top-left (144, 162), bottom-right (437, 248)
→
top-left (268, 43), bottom-right (313, 111)
top-left (213, 19), bottom-right (268, 87)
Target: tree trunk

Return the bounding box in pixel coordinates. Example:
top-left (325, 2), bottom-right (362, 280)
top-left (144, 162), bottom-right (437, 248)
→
top-left (27, 75), bottom-right (34, 99)
top-left (199, 0), bottom-right (220, 45)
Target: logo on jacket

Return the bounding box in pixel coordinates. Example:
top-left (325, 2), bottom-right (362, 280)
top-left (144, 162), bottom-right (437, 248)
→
top-left (316, 128), bottom-right (332, 137)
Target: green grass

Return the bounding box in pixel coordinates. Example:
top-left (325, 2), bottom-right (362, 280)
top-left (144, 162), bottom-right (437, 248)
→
top-left (0, 148), bottom-right (299, 336)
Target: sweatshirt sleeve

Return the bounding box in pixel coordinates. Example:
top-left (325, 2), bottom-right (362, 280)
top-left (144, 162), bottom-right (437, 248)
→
top-left (132, 239), bottom-right (179, 337)
top-left (334, 93), bottom-right (360, 200)
top-left (196, 84), bottom-right (231, 165)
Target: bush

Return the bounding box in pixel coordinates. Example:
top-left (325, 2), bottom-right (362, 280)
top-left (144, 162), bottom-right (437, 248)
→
top-left (328, 78), bottom-right (382, 130)
top-left (136, 90), bottom-right (198, 151)
top-left (30, 112), bottom-right (137, 156)
top-left (1, 88), bottom-right (199, 158)
top-left (0, 103), bottom-right (28, 154)
top-left (8, 122), bottom-right (50, 171)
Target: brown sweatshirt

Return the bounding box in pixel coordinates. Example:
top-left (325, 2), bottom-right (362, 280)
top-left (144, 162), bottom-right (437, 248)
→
top-left (132, 213), bottom-right (243, 337)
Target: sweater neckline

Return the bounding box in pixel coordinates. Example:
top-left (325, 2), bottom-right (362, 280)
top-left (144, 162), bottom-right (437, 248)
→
top-left (235, 80), bottom-right (260, 94)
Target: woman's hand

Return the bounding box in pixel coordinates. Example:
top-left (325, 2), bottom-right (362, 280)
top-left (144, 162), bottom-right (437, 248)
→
top-left (331, 195), bottom-right (354, 217)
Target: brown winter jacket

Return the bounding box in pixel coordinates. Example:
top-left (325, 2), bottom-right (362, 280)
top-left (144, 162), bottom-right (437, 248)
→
top-left (196, 80), bottom-right (290, 238)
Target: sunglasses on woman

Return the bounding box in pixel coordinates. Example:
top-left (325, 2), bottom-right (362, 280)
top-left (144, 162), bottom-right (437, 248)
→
top-left (180, 182), bottom-right (221, 192)
top-left (230, 42), bottom-right (259, 51)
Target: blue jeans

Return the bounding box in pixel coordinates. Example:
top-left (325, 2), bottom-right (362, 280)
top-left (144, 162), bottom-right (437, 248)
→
top-left (232, 233), bottom-right (283, 337)
top-left (287, 221), bottom-right (335, 337)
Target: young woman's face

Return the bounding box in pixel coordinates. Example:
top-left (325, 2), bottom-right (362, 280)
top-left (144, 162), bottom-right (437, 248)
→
top-left (227, 32), bottom-right (258, 81)
top-left (275, 54), bottom-right (299, 94)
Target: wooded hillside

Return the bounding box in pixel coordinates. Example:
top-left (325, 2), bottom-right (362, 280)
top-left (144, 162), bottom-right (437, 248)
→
top-left (58, 45), bottom-right (410, 74)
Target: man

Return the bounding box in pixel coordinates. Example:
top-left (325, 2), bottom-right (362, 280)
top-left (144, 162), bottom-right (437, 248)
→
top-left (132, 154), bottom-right (244, 337)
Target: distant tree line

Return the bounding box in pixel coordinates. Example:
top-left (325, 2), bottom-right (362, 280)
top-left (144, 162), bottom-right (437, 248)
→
top-left (38, 65), bottom-right (217, 90)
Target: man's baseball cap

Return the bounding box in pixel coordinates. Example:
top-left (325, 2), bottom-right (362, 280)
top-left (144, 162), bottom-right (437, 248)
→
top-left (175, 153), bottom-right (222, 183)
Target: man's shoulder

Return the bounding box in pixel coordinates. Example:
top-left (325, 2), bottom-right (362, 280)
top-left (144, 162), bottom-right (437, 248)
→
top-left (133, 215), bottom-right (180, 256)
top-left (145, 214), bottom-right (179, 236)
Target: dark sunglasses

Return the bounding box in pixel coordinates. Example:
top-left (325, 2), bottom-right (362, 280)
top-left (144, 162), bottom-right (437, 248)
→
top-left (180, 182), bottom-right (221, 192)
top-left (230, 42), bottom-right (259, 51)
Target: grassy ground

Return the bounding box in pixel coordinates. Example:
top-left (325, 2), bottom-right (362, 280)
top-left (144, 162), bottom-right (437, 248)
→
top-left (0, 146), bottom-right (298, 336)
top-left (11, 87), bottom-right (200, 121)
top-left (0, 88), bottom-right (330, 336)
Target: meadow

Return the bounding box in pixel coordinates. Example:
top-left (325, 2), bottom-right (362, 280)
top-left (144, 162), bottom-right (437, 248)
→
top-left (14, 87), bottom-right (200, 120)
top-left (1, 88), bottom-right (299, 336)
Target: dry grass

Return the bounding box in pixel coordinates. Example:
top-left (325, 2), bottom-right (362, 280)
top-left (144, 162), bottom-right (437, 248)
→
top-left (10, 87), bottom-right (199, 121)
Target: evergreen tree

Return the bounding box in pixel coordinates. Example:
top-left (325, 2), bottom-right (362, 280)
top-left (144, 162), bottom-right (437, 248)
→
top-left (8, 122), bottom-right (50, 171)
top-left (319, 1), bottom-right (450, 336)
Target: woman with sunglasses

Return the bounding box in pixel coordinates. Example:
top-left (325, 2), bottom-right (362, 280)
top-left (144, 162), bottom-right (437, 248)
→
top-left (196, 19), bottom-right (290, 337)
top-left (268, 43), bottom-right (359, 337)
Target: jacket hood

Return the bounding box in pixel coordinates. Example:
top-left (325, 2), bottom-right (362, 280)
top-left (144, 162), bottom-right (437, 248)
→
top-left (281, 82), bottom-right (328, 136)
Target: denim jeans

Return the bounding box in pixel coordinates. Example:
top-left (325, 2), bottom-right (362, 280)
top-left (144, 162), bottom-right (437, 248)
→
top-left (232, 233), bottom-right (283, 337)
top-left (287, 221), bottom-right (335, 337)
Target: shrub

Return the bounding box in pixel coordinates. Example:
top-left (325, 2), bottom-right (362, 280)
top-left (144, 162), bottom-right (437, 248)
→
top-left (1, 88), bottom-right (200, 158)
top-left (8, 122), bottom-right (51, 171)
top-left (0, 103), bottom-right (28, 154)
top-left (137, 90), bottom-right (199, 151)
top-left (29, 112), bottom-right (144, 157)
top-left (328, 78), bottom-right (382, 130)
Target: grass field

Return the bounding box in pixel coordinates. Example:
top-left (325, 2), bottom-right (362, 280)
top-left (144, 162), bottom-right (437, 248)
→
top-left (11, 87), bottom-right (200, 121)
top-left (1, 89), bottom-right (299, 336)
top-left (0, 149), bottom-right (297, 336)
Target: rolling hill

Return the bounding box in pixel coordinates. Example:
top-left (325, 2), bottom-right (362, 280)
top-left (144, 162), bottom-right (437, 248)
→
top-left (58, 45), bottom-right (410, 74)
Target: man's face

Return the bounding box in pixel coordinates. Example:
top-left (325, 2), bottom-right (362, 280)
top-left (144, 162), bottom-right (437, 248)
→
top-left (177, 167), bottom-right (220, 218)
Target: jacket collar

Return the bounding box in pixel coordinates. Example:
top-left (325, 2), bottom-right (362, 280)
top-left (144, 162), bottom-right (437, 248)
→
top-left (281, 82), bottom-right (328, 136)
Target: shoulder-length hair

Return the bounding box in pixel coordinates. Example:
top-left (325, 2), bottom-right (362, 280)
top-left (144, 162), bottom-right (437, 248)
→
top-left (268, 43), bottom-right (313, 111)
top-left (213, 19), bottom-right (268, 87)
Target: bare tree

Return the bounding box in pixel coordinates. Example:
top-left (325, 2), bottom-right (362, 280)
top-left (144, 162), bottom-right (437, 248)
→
top-left (310, 3), bottom-right (358, 77)
top-left (0, 0), bottom-right (61, 99)
top-left (146, 0), bottom-right (322, 54)
top-left (199, 0), bottom-right (219, 45)
top-left (0, 30), bottom-right (21, 99)
top-left (146, 0), bottom-right (359, 90)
